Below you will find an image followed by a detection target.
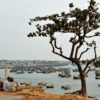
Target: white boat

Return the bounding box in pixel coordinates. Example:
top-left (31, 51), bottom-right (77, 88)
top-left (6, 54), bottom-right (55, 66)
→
top-left (16, 70), bottom-right (24, 74)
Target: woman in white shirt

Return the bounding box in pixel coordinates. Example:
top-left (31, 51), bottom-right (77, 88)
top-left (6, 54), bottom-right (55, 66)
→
top-left (3, 77), bottom-right (11, 92)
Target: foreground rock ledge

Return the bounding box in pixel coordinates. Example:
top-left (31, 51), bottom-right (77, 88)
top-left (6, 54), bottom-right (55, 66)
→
top-left (0, 89), bottom-right (93, 100)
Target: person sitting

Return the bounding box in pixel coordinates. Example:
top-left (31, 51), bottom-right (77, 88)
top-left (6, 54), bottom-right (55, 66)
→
top-left (0, 81), bottom-right (3, 91)
top-left (3, 76), bottom-right (11, 92)
top-left (8, 77), bottom-right (18, 92)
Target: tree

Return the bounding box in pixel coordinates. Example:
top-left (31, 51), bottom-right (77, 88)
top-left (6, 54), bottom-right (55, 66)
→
top-left (28, 0), bottom-right (100, 96)
top-left (94, 58), bottom-right (100, 67)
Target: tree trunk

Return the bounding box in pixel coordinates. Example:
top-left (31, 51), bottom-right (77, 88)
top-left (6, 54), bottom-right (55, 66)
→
top-left (76, 63), bottom-right (87, 96)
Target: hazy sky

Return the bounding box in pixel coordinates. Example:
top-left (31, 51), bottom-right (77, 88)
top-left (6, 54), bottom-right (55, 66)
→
top-left (0, 0), bottom-right (100, 60)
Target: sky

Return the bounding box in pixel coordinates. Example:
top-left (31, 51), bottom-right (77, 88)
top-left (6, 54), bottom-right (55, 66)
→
top-left (0, 0), bottom-right (100, 61)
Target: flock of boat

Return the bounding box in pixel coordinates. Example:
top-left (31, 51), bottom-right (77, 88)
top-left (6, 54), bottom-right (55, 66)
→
top-left (95, 70), bottom-right (100, 79)
top-left (37, 82), bottom-right (71, 90)
top-left (10, 69), bottom-right (34, 74)
top-left (9, 66), bottom-right (100, 89)
top-left (58, 68), bottom-right (88, 79)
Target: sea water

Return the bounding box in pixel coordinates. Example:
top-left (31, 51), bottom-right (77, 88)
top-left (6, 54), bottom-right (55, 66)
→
top-left (0, 68), bottom-right (100, 99)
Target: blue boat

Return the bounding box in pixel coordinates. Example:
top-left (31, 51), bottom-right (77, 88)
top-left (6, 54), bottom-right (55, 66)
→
top-left (58, 70), bottom-right (71, 78)
top-left (95, 76), bottom-right (100, 79)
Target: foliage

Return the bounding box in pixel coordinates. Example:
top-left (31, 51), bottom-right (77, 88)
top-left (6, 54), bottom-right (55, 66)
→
top-left (28, 0), bottom-right (100, 96)
top-left (28, 0), bottom-right (100, 65)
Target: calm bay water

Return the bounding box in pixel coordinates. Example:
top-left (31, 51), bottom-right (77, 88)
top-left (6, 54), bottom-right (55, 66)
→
top-left (0, 68), bottom-right (100, 99)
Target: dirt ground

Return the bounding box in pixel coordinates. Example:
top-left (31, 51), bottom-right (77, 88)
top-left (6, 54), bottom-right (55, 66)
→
top-left (0, 89), bottom-right (92, 100)
top-left (0, 95), bottom-right (23, 100)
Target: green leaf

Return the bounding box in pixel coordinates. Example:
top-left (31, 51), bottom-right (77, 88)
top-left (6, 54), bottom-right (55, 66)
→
top-left (27, 33), bottom-right (33, 37)
top-left (69, 3), bottom-right (74, 8)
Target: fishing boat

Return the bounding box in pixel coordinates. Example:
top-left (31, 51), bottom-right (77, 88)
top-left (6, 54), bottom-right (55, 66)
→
top-left (73, 76), bottom-right (80, 79)
top-left (96, 73), bottom-right (100, 76)
top-left (98, 84), bottom-right (100, 87)
top-left (72, 68), bottom-right (78, 72)
top-left (16, 70), bottom-right (24, 74)
top-left (28, 70), bottom-right (33, 73)
top-left (46, 85), bottom-right (54, 88)
top-left (38, 82), bottom-right (47, 86)
top-left (10, 69), bottom-right (17, 73)
top-left (59, 74), bottom-right (71, 77)
top-left (61, 85), bottom-right (71, 90)
top-left (58, 70), bottom-right (71, 78)
top-left (25, 82), bottom-right (32, 86)
top-left (95, 70), bottom-right (100, 76)
top-left (36, 70), bottom-right (42, 73)
top-left (20, 82), bottom-right (26, 85)
top-left (73, 73), bottom-right (88, 79)
top-left (95, 76), bottom-right (100, 79)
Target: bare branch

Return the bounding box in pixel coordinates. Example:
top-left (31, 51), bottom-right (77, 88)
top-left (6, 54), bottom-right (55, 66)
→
top-left (70, 44), bottom-right (75, 58)
top-left (94, 45), bottom-right (97, 59)
top-left (70, 35), bottom-right (77, 58)
top-left (85, 32), bottom-right (100, 38)
top-left (74, 45), bottom-right (81, 58)
top-left (84, 43), bottom-right (97, 73)
top-left (74, 37), bottom-right (83, 59)
top-left (78, 48), bottom-right (90, 60)
top-left (83, 45), bottom-right (99, 73)
top-left (49, 37), bottom-right (70, 60)
top-left (83, 58), bottom-right (96, 73)
top-left (74, 35), bottom-right (84, 59)
top-left (85, 66), bottom-right (91, 74)
top-left (86, 34), bottom-right (100, 38)
top-left (54, 39), bottom-right (63, 54)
